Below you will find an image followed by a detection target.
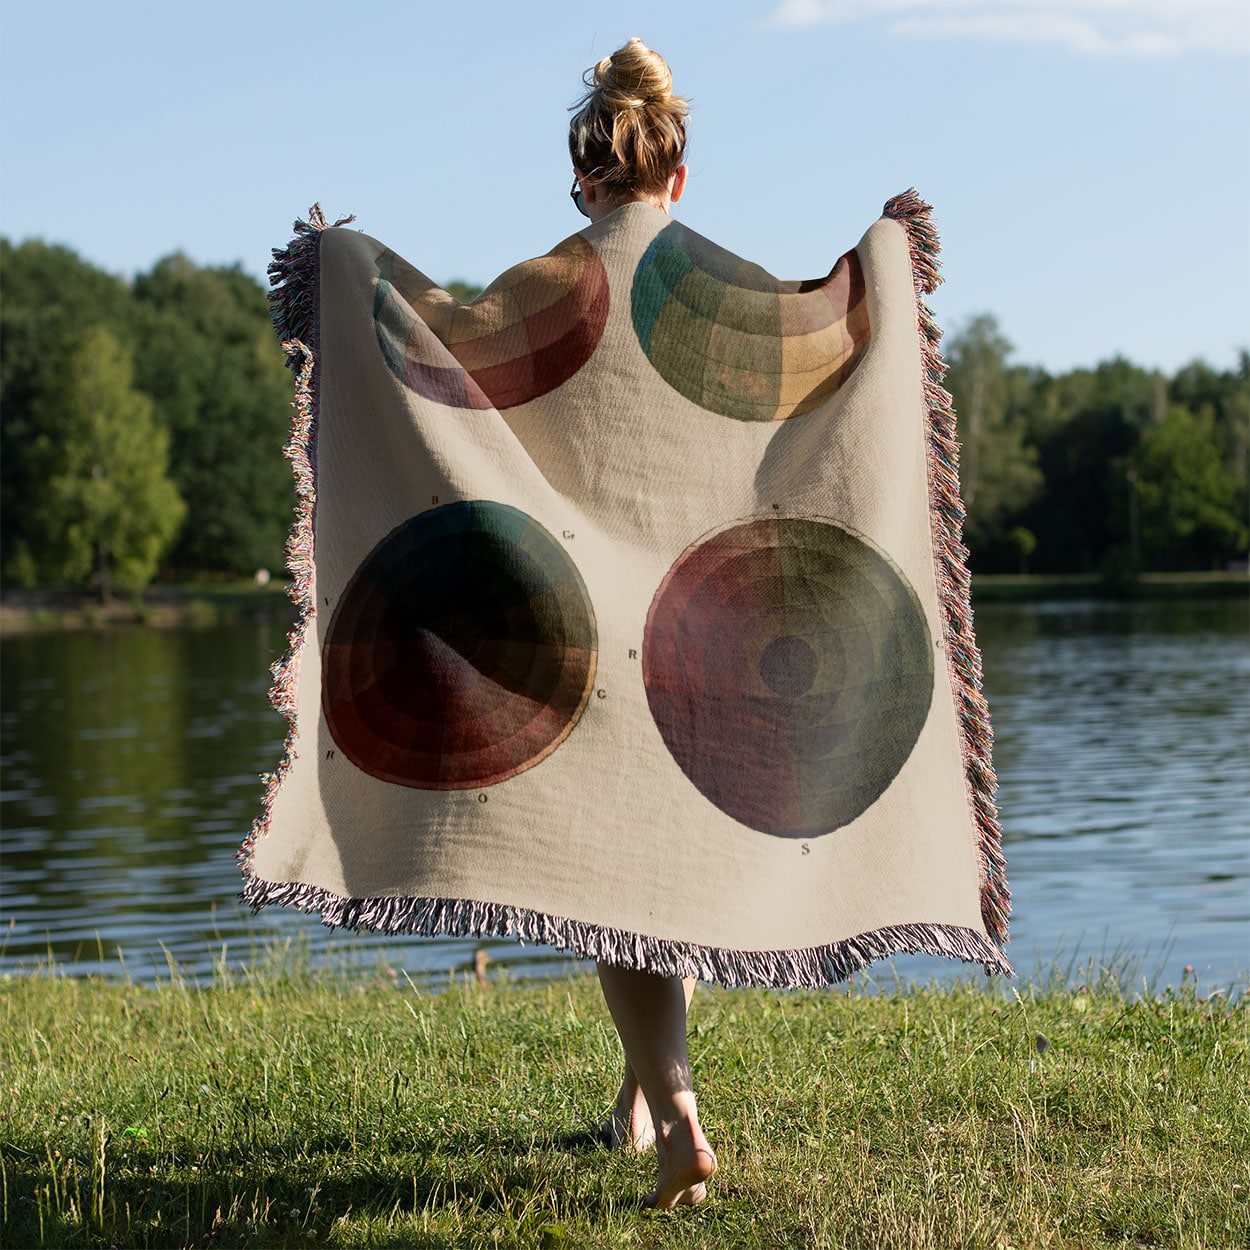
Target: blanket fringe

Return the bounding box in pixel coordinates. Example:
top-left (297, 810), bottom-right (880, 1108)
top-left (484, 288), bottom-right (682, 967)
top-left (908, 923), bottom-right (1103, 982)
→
top-left (240, 874), bottom-right (1014, 988)
top-left (238, 206), bottom-right (351, 872)
top-left (883, 189), bottom-right (1011, 949)
top-left (265, 203), bottom-right (355, 356)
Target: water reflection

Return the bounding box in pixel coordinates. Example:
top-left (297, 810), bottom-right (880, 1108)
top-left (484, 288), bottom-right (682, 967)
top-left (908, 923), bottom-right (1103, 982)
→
top-left (2, 598), bottom-right (1246, 990)
top-left (966, 597), bottom-right (1249, 987)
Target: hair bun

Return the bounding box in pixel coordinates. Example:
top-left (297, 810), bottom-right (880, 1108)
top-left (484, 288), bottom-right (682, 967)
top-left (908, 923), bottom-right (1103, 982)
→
top-left (569, 38), bottom-right (689, 197)
top-left (594, 37), bottom-right (675, 110)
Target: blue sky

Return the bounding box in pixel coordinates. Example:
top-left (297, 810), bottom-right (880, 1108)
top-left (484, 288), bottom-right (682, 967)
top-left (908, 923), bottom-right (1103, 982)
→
top-left (2, 0), bottom-right (1246, 375)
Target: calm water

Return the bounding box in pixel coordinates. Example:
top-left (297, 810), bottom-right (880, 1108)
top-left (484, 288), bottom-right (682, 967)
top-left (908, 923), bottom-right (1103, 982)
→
top-left (2, 598), bottom-right (1247, 991)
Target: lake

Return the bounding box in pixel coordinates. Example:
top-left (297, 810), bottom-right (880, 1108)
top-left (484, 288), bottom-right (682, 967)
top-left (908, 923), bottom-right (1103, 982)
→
top-left (2, 597), bottom-right (1247, 993)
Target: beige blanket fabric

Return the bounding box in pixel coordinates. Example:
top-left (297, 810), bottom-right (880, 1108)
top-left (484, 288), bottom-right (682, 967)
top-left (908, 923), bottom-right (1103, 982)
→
top-left (239, 192), bottom-right (1012, 986)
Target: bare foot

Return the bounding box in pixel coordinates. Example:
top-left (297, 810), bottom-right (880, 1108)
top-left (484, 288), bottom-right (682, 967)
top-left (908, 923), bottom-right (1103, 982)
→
top-left (644, 1116), bottom-right (717, 1209)
top-left (602, 1076), bottom-right (655, 1151)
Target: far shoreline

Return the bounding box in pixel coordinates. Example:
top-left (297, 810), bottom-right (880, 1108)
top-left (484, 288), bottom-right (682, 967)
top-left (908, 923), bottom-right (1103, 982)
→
top-left (0, 570), bottom-right (1246, 635)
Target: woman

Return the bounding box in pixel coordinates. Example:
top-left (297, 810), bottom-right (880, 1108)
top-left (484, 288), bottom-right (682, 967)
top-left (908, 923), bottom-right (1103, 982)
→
top-left (249, 31), bottom-right (1010, 1223)
top-left (567, 37), bottom-right (717, 1211)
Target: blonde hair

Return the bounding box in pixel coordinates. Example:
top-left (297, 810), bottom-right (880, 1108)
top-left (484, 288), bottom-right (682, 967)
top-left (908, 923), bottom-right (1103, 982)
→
top-left (568, 38), bottom-right (689, 198)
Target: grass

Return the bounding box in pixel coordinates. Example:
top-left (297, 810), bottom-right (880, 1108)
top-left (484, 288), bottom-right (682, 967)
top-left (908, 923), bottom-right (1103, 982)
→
top-left (1, 960), bottom-right (1246, 1249)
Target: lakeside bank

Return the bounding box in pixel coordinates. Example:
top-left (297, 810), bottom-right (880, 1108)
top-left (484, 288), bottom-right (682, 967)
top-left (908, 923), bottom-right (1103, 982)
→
top-left (1, 570), bottom-right (1246, 635)
top-left (0, 582), bottom-right (294, 635)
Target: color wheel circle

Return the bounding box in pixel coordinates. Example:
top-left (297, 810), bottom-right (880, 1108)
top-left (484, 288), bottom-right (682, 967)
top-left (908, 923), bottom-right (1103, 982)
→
top-left (374, 235), bottom-right (609, 411)
top-left (322, 502), bottom-right (597, 789)
top-left (631, 222), bottom-right (871, 421)
top-left (642, 517), bottom-right (933, 837)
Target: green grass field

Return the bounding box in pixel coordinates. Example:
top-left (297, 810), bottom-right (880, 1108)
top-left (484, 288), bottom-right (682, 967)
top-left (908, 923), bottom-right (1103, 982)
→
top-left (2, 960), bottom-right (1246, 1249)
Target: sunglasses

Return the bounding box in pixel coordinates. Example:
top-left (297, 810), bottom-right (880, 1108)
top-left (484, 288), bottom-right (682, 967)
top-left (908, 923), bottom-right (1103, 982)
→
top-left (570, 176), bottom-right (589, 218)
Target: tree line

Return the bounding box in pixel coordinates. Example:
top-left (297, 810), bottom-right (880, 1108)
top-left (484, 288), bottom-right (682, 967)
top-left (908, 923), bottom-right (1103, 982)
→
top-left (946, 316), bottom-right (1247, 576)
top-left (2, 240), bottom-right (294, 596)
top-left (1, 238), bottom-right (1246, 595)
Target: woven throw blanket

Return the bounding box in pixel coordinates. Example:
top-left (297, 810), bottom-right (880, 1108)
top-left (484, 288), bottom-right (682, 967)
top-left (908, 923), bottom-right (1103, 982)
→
top-left (239, 191), bottom-right (1011, 987)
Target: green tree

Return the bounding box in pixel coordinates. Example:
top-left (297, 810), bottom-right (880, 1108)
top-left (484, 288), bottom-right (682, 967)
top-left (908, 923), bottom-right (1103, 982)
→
top-left (943, 315), bottom-right (1043, 560)
top-left (1, 239), bottom-right (138, 580)
top-left (24, 328), bottom-right (185, 597)
top-left (445, 279), bottom-right (483, 303)
top-left (131, 256), bottom-right (293, 575)
top-left (1007, 526), bottom-right (1037, 574)
top-left (1021, 357), bottom-right (1161, 573)
top-left (1169, 353), bottom-right (1250, 539)
top-left (1132, 405), bottom-right (1247, 569)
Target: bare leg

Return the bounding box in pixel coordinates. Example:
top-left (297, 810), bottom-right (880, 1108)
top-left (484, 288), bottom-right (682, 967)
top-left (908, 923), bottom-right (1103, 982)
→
top-left (603, 1054), bottom-right (654, 1151)
top-left (596, 963), bottom-right (716, 1208)
top-left (603, 978), bottom-right (695, 1152)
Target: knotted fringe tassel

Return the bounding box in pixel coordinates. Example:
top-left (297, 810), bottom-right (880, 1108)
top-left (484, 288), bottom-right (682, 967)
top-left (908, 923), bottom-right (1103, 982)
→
top-left (240, 199), bottom-right (1014, 987)
top-left (240, 874), bottom-right (1014, 988)
top-left (883, 189), bottom-right (1012, 951)
top-left (238, 205), bottom-right (352, 872)
top-left (265, 203), bottom-right (356, 354)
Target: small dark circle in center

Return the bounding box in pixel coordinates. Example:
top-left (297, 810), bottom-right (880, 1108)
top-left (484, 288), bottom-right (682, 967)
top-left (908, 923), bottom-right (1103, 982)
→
top-left (759, 634), bottom-right (818, 697)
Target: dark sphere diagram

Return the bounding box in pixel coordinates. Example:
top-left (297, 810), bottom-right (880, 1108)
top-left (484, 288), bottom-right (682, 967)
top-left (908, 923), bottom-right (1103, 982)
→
top-left (322, 502), bottom-right (597, 789)
top-left (643, 517), bottom-right (934, 837)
